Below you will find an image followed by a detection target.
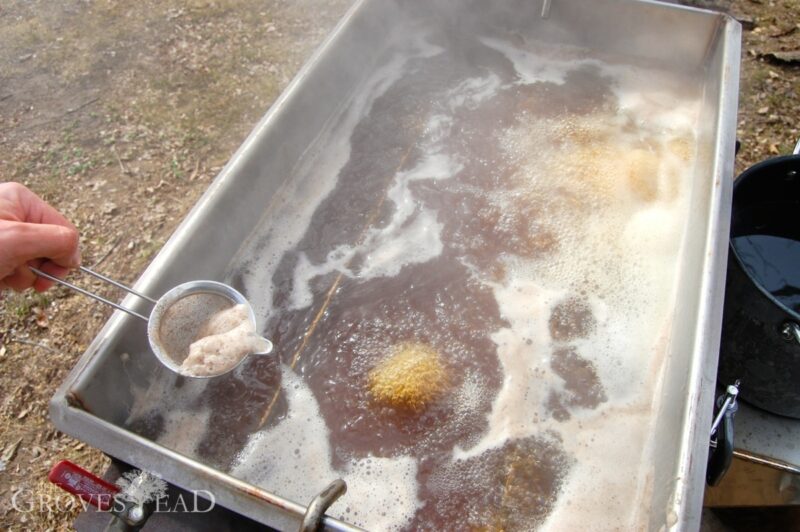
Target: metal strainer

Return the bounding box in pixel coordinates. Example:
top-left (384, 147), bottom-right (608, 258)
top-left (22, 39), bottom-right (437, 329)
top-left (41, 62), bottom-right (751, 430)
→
top-left (30, 266), bottom-right (273, 378)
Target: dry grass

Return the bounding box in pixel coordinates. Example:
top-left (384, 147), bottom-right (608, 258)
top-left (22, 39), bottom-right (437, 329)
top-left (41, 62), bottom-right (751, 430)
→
top-left (0, 0), bottom-right (349, 528)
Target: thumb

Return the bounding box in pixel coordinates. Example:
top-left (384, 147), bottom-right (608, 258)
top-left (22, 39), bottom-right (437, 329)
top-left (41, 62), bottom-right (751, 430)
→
top-left (7, 221), bottom-right (81, 269)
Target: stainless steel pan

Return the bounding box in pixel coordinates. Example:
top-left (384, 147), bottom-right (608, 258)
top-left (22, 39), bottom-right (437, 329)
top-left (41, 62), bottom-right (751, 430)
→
top-left (50, 0), bottom-right (741, 529)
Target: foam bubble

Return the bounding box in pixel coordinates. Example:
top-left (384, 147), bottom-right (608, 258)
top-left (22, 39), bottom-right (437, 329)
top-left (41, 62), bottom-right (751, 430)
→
top-left (446, 73), bottom-right (503, 109)
top-left (126, 371), bottom-right (212, 457)
top-left (481, 37), bottom-right (594, 85)
top-left (231, 367), bottom-right (421, 530)
top-left (157, 407), bottom-right (212, 457)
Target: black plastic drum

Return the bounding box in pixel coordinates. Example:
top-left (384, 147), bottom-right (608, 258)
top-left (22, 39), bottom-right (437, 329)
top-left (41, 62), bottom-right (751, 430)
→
top-left (718, 152), bottom-right (800, 419)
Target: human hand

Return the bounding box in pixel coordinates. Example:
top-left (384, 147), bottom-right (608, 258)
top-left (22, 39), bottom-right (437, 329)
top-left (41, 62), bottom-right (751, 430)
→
top-left (0, 182), bottom-right (80, 292)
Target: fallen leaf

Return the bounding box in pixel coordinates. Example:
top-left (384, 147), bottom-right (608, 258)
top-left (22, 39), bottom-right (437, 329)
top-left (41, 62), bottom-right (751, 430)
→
top-left (32, 307), bottom-right (48, 329)
top-left (1, 439), bottom-right (22, 464)
top-left (102, 202), bottom-right (119, 216)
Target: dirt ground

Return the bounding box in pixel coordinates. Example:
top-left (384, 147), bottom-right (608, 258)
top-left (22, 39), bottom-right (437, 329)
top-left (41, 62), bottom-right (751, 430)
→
top-left (0, 0), bottom-right (351, 528)
top-left (0, 0), bottom-right (798, 530)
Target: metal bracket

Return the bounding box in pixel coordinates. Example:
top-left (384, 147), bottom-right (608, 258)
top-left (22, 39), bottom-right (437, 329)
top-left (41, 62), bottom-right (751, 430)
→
top-left (780, 322), bottom-right (800, 345)
top-left (707, 381), bottom-right (740, 486)
top-left (105, 499), bottom-right (151, 531)
top-left (710, 381), bottom-right (740, 437)
top-left (299, 479), bottom-right (347, 532)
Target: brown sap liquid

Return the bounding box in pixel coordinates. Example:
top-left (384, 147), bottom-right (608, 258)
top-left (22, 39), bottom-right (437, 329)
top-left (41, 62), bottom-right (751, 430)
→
top-left (128, 31), bottom-right (702, 531)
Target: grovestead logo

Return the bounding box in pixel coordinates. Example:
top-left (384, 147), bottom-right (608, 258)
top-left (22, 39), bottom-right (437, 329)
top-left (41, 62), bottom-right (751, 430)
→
top-left (115, 470), bottom-right (169, 506)
top-left (10, 467), bottom-right (215, 518)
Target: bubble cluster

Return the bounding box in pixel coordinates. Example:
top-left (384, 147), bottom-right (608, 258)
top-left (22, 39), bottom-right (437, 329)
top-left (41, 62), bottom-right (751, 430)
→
top-left (368, 343), bottom-right (449, 411)
top-left (450, 437), bottom-right (569, 527)
top-left (231, 367), bottom-right (421, 530)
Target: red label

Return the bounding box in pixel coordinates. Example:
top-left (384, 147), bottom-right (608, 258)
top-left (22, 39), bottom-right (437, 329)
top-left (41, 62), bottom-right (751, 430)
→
top-left (48, 460), bottom-right (120, 511)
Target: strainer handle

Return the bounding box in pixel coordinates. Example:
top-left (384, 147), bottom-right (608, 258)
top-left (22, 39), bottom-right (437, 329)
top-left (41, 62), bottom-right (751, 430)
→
top-left (78, 266), bottom-right (157, 304)
top-left (29, 266), bottom-right (150, 322)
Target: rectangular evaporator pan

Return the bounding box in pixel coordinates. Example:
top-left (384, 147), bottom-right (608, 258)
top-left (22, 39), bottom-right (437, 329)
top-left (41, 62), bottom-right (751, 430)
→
top-left (50, 0), bottom-right (741, 530)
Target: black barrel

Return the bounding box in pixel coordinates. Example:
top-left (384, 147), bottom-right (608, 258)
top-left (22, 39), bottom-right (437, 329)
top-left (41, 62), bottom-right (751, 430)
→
top-left (718, 153), bottom-right (800, 418)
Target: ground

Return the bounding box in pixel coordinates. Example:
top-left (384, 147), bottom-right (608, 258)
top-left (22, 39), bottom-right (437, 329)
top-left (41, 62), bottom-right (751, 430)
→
top-left (0, 0), bottom-right (798, 530)
top-left (0, 0), bottom-right (350, 528)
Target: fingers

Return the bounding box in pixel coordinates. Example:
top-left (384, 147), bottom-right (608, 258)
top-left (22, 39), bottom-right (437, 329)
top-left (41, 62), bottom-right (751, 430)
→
top-left (2, 263), bottom-right (37, 291)
top-left (0, 183), bottom-right (81, 266)
top-left (0, 183), bottom-right (81, 293)
top-left (1, 259), bottom-right (69, 292)
top-left (33, 260), bottom-right (70, 292)
top-left (3, 220), bottom-right (80, 269)
top-left (3, 182), bottom-right (74, 228)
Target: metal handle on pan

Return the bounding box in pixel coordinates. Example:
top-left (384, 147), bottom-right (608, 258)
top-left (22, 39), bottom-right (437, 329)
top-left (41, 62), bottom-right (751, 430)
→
top-left (299, 479), bottom-right (348, 532)
top-left (29, 265), bottom-right (154, 322)
top-left (774, 140), bottom-right (800, 346)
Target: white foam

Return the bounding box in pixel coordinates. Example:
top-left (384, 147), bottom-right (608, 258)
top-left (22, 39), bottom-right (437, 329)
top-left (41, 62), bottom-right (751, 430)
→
top-left (234, 35), bottom-right (445, 319)
top-left (481, 37), bottom-right (592, 85)
top-left (182, 321), bottom-right (268, 378)
top-left (157, 407), bottom-right (212, 457)
top-left (287, 114), bottom-right (462, 310)
top-left (360, 208), bottom-right (444, 279)
top-left (445, 70), bottom-right (697, 529)
top-left (231, 367), bottom-right (421, 530)
top-left (615, 90), bottom-right (700, 132)
top-left (482, 35), bottom-right (700, 135)
top-left (126, 371), bottom-right (212, 457)
top-left (447, 73), bottom-right (503, 109)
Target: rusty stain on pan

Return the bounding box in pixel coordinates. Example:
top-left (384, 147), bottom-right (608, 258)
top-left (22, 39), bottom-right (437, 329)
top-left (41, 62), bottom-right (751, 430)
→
top-left (66, 390), bottom-right (93, 414)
